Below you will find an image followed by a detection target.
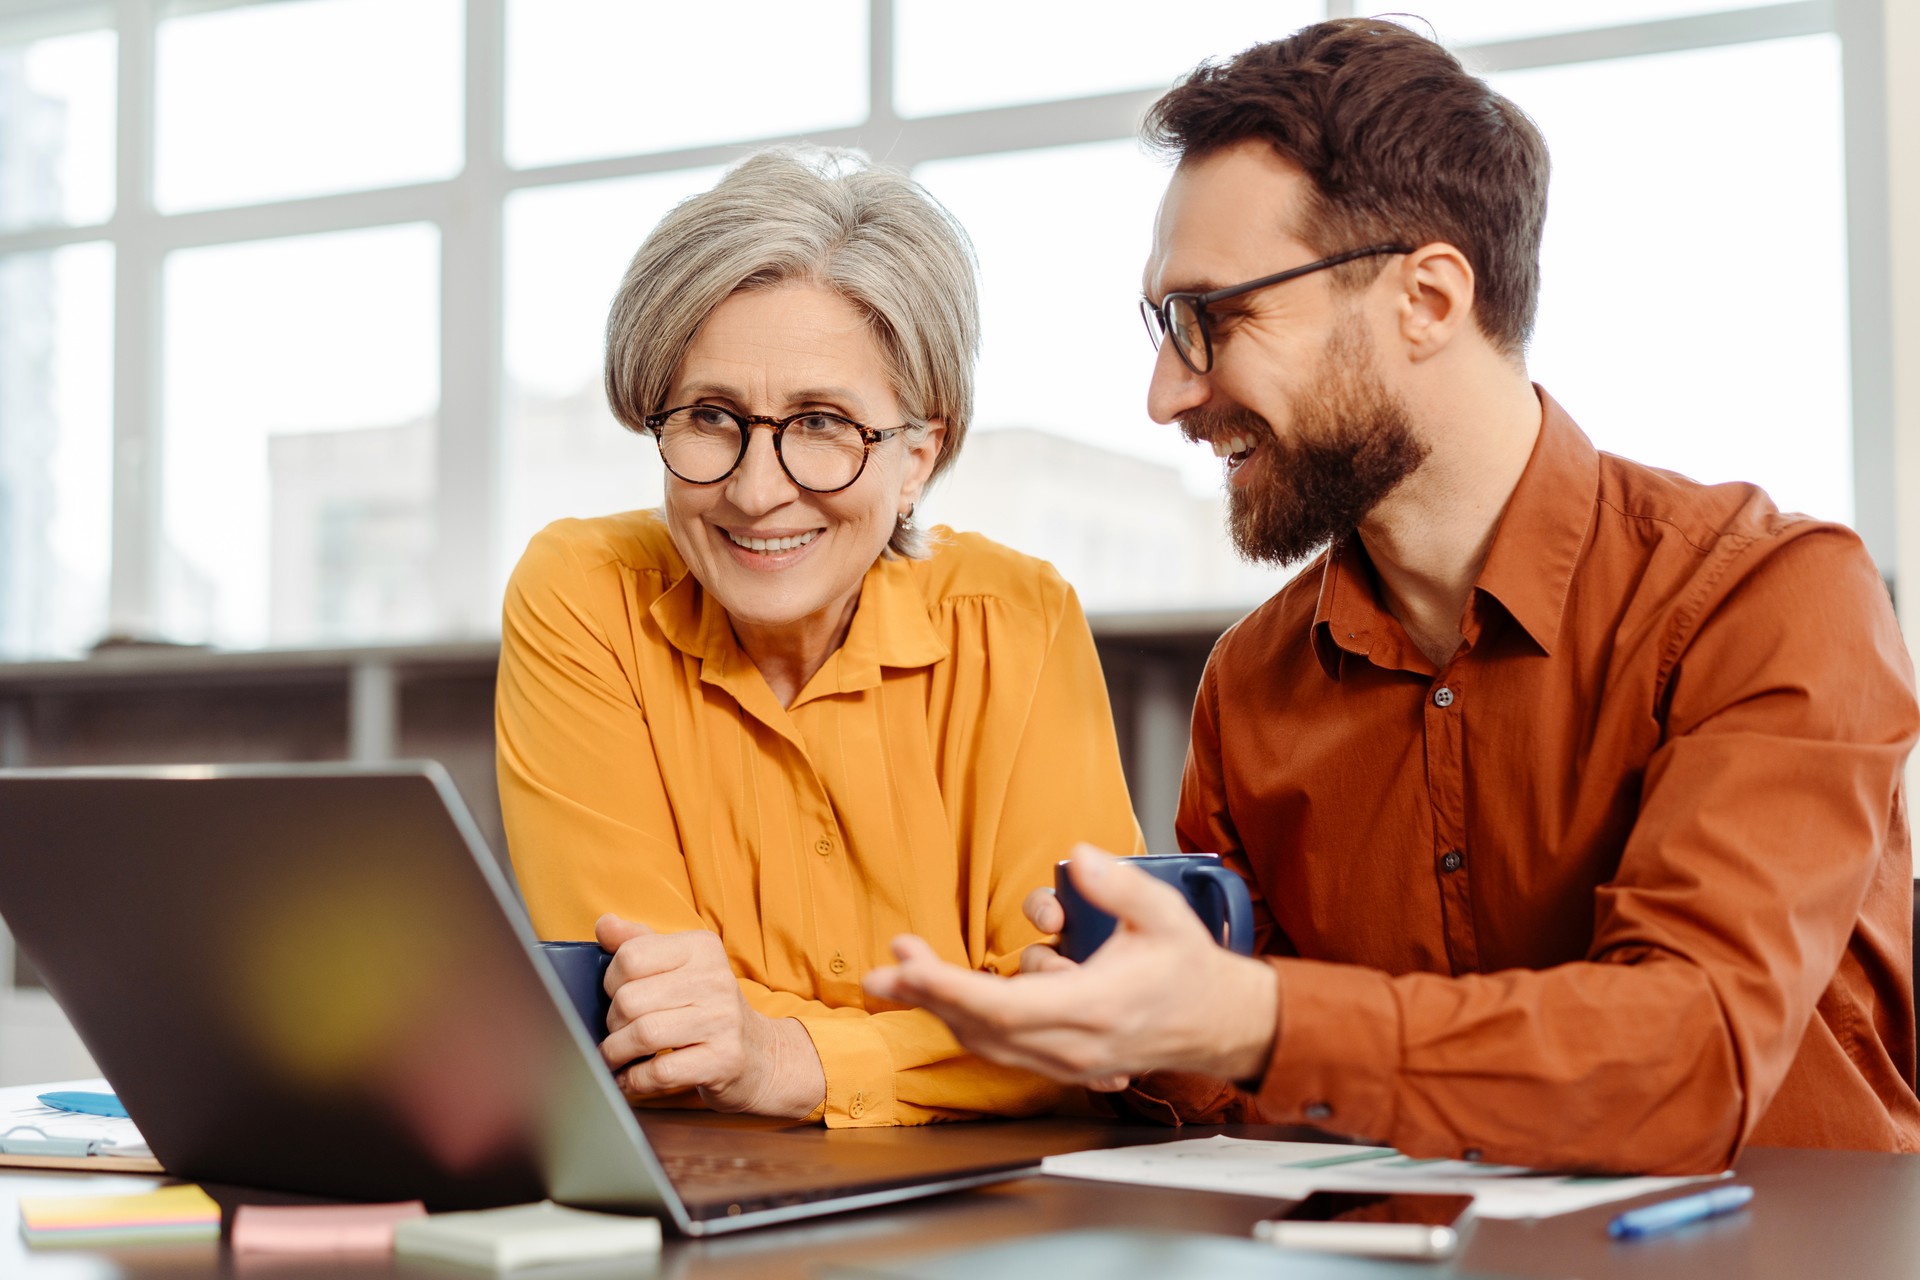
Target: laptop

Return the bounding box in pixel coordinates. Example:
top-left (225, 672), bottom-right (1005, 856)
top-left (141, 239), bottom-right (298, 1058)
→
top-left (0, 762), bottom-right (1137, 1234)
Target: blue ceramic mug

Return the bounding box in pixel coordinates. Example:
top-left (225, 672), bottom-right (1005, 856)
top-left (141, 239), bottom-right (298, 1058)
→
top-left (1054, 854), bottom-right (1255, 963)
top-left (537, 940), bottom-right (614, 1041)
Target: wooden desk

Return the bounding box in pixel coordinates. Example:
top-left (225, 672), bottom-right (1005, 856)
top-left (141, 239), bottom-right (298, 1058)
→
top-left (3, 1139), bottom-right (1917, 1279)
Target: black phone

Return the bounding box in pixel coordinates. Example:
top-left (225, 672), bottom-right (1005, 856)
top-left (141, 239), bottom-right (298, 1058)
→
top-left (1253, 1191), bottom-right (1476, 1258)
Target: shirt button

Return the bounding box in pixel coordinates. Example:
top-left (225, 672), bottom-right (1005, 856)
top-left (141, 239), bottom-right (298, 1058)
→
top-left (1433, 686), bottom-right (1456, 708)
top-left (829, 953), bottom-right (848, 975)
top-left (1462, 1147), bottom-right (1484, 1162)
top-left (849, 1093), bottom-right (866, 1119)
top-left (1441, 850), bottom-right (1464, 873)
top-left (814, 836), bottom-right (833, 856)
top-left (1303, 1101), bottom-right (1333, 1122)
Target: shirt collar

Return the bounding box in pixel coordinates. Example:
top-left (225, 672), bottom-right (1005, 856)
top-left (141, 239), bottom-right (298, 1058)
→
top-left (1472, 386), bottom-right (1598, 657)
top-left (1309, 384), bottom-right (1597, 675)
top-left (1310, 543), bottom-right (1373, 679)
top-left (648, 548), bottom-right (950, 705)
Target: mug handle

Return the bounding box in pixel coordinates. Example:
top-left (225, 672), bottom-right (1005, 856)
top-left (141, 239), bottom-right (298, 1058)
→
top-left (1184, 865), bottom-right (1256, 956)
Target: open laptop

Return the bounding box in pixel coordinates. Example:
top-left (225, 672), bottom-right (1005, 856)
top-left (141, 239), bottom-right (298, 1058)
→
top-left (0, 762), bottom-right (1136, 1234)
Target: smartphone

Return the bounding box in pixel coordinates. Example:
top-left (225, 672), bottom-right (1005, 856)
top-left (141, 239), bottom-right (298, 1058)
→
top-left (1253, 1191), bottom-right (1475, 1259)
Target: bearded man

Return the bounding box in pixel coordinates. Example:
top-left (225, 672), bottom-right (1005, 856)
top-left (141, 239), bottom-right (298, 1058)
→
top-left (867, 18), bottom-right (1920, 1173)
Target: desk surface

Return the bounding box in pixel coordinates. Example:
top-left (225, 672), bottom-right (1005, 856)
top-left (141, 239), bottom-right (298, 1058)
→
top-left (3, 1136), bottom-right (1917, 1280)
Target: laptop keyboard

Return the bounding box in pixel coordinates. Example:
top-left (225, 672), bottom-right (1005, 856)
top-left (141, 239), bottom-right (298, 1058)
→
top-left (656, 1149), bottom-right (832, 1189)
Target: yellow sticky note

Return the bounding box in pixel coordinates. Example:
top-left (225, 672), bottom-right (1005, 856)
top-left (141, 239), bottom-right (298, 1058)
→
top-left (21, 1183), bottom-right (220, 1232)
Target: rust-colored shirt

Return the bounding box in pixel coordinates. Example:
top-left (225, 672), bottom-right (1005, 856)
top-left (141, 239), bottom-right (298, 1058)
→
top-left (1149, 389), bottom-right (1920, 1173)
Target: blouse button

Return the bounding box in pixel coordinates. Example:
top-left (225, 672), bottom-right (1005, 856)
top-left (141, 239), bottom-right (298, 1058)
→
top-left (814, 836), bottom-right (833, 856)
top-left (829, 953), bottom-right (848, 975)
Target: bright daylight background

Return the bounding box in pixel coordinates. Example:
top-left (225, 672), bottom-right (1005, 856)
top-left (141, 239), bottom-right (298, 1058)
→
top-left (0, 0), bottom-right (1861, 657)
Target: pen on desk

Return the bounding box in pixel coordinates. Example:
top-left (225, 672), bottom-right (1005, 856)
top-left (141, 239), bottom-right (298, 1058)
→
top-left (1608, 1185), bottom-right (1754, 1240)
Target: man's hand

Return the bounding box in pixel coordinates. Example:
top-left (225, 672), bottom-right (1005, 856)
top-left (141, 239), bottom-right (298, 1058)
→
top-left (595, 915), bottom-right (826, 1119)
top-left (864, 845), bottom-right (1279, 1089)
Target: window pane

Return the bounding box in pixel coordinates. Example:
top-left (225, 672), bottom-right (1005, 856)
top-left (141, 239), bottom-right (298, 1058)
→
top-left (506, 1), bottom-right (866, 169)
top-left (155, 0), bottom-right (462, 212)
top-left (894, 0), bottom-right (1319, 119)
top-left (1493, 36), bottom-right (1851, 524)
top-left (914, 143), bottom-right (1289, 612)
top-left (499, 168), bottom-right (722, 593)
top-left (1419, 1), bottom-right (1767, 45)
top-left (0, 242), bottom-right (112, 657)
top-left (161, 225), bottom-right (440, 648)
top-left (0, 24), bottom-right (114, 230)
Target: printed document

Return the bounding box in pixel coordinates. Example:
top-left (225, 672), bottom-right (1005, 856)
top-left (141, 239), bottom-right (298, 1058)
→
top-left (1042, 1137), bottom-right (1723, 1219)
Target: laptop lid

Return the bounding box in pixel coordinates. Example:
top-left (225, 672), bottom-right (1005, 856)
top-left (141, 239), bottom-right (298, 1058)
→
top-left (0, 764), bottom-right (685, 1218)
top-left (0, 763), bottom-right (1111, 1235)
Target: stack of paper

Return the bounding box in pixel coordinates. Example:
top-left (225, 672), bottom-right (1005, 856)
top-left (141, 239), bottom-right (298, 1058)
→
top-left (0, 1077), bottom-right (156, 1171)
top-left (1042, 1137), bottom-right (1724, 1220)
top-left (18, 1183), bottom-right (220, 1248)
top-left (393, 1201), bottom-right (661, 1271)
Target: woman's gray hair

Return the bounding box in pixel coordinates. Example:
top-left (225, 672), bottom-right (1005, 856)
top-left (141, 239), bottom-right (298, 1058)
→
top-left (605, 146), bottom-right (979, 559)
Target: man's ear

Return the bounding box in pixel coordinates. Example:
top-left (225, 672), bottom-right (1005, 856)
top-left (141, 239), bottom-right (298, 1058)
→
top-left (1393, 242), bottom-right (1476, 363)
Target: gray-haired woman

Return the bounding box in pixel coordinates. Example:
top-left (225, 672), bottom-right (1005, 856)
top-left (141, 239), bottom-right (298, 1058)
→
top-left (496, 148), bottom-right (1144, 1127)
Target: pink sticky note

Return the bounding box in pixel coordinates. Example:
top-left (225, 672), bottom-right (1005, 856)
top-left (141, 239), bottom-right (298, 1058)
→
top-left (230, 1201), bottom-right (427, 1254)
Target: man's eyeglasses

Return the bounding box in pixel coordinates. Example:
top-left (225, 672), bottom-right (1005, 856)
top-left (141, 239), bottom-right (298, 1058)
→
top-left (1139, 244), bottom-right (1414, 374)
top-left (642, 405), bottom-right (908, 494)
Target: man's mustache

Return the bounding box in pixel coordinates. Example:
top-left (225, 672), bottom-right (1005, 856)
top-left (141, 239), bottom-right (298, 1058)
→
top-left (1178, 406), bottom-right (1274, 448)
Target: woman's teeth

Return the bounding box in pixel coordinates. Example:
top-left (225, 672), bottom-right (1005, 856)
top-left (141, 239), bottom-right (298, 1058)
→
top-left (727, 530), bottom-right (820, 553)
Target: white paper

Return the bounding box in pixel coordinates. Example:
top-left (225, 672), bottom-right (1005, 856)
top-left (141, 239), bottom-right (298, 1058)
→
top-left (0, 1077), bottom-right (152, 1158)
top-left (1041, 1135), bottom-right (1724, 1219)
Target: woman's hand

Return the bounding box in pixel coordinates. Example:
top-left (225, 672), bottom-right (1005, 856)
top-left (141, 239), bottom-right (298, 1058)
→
top-left (594, 914), bottom-right (826, 1119)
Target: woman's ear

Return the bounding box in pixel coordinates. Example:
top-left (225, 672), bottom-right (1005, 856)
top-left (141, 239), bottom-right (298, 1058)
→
top-left (900, 420), bottom-right (947, 511)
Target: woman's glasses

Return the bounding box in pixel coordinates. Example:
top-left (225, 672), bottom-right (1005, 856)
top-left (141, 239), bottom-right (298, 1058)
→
top-left (642, 405), bottom-right (908, 494)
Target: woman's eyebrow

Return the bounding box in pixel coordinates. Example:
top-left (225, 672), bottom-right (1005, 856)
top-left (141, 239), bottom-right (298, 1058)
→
top-left (673, 382), bottom-right (869, 412)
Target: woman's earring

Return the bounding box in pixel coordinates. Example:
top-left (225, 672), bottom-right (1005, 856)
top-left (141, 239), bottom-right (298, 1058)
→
top-left (898, 502), bottom-right (917, 529)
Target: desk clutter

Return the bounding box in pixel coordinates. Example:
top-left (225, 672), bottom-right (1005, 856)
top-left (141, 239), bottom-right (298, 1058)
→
top-left (18, 1180), bottom-right (662, 1270)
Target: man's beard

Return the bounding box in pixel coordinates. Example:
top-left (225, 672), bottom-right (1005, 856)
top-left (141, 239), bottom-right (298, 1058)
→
top-left (1184, 319), bottom-right (1429, 566)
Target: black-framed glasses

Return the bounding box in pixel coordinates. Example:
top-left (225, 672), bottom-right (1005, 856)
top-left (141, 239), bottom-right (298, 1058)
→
top-left (1139, 243), bottom-right (1413, 374)
top-left (641, 405), bottom-right (908, 494)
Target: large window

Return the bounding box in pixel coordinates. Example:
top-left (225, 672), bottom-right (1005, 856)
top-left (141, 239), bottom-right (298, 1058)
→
top-left (160, 224), bottom-right (441, 647)
top-left (0, 0), bottom-right (1885, 657)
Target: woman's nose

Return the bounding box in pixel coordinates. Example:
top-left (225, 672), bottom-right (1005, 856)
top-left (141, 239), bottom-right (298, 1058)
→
top-left (724, 425), bottom-right (798, 513)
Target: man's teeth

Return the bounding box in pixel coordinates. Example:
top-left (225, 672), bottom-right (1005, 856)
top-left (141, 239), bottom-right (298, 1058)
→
top-left (1209, 435), bottom-right (1258, 458)
top-left (728, 530), bottom-right (820, 552)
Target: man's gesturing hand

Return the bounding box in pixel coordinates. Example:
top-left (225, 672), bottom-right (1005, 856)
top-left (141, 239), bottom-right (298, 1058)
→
top-left (863, 846), bottom-right (1278, 1089)
top-left (595, 914), bottom-right (825, 1119)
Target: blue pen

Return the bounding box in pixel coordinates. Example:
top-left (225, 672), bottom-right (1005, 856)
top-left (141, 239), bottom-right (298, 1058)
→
top-left (1608, 1185), bottom-right (1754, 1240)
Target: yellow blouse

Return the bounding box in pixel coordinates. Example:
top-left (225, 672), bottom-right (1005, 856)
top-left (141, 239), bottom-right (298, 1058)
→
top-left (495, 510), bottom-right (1145, 1127)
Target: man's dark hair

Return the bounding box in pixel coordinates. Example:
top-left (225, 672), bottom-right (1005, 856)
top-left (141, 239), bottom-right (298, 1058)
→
top-left (1145, 18), bottom-right (1550, 356)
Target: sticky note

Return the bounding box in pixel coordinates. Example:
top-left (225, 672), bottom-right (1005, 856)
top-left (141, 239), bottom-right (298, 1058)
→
top-left (231, 1201), bottom-right (427, 1253)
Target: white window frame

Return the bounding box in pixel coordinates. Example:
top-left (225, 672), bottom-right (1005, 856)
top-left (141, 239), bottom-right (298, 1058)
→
top-left (0, 0), bottom-right (1903, 645)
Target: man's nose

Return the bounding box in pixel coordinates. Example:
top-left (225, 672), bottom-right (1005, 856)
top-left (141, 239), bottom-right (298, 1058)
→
top-left (724, 426), bottom-right (798, 513)
top-left (1146, 337), bottom-right (1209, 425)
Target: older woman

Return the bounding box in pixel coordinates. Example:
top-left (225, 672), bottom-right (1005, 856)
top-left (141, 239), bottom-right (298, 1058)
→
top-left (495, 148), bottom-right (1144, 1128)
